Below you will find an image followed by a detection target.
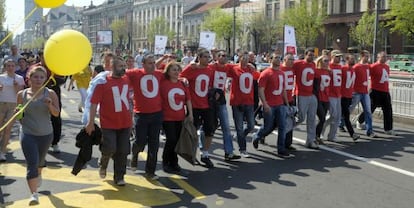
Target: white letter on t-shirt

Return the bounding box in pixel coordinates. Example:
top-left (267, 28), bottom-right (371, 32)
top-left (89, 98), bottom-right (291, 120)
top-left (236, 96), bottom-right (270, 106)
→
top-left (168, 88), bottom-right (185, 111)
top-left (195, 74), bottom-right (209, 97)
top-left (239, 73), bottom-right (253, 94)
top-left (380, 68), bottom-right (389, 83)
top-left (272, 75), bottom-right (284, 95)
top-left (301, 68), bottom-right (314, 86)
top-left (112, 84), bottom-right (130, 112)
top-left (140, 74), bottom-right (159, 98)
top-left (332, 69), bottom-right (342, 86)
top-left (213, 71), bottom-right (227, 90)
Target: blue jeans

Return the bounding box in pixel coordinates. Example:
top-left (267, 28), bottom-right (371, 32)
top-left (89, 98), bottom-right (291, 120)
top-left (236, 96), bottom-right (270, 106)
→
top-left (350, 93), bottom-right (373, 135)
top-left (253, 105), bottom-right (287, 153)
top-left (232, 105), bottom-right (254, 151)
top-left (217, 104), bottom-right (234, 154)
top-left (132, 111), bottom-right (163, 175)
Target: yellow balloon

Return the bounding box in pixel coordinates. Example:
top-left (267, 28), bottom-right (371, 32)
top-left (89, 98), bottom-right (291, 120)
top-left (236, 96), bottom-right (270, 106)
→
top-left (34, 0), bottom-right (67, 8)
top-left (44, 29), bottom-right (92, 76)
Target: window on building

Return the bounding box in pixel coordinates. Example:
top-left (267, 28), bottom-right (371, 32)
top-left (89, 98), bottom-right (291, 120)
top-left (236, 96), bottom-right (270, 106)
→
top-left (289, 0), bottom-right (295, 8)
top-left (266, 4), bottom-right (272, 19)
top-left (340, 0), bottom-right (346, 13)
top-left (274, 2), bottom-right (280, 18)
top-left (353, 0), bottom-right (361, 12)
top-left (378, 0), bottom-right (386, 10)
top-left (403, 36), bottom-right (414, 54)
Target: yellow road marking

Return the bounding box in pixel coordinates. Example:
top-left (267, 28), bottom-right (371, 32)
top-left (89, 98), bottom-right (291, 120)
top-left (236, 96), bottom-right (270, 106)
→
top-left (169, 175), bottom-right (206, 199)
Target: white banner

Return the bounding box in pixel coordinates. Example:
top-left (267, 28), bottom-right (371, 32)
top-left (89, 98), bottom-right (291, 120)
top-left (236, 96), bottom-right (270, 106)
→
top-left (284, 25), bottom-right (297, 55)
top-left (154, 35), bottom-right (168, 55)
top-left (199, 31), bottom-right (216, 51)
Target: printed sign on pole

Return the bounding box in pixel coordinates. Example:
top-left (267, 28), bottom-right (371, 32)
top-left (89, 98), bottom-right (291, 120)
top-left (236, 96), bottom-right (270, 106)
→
top-left (284, 25), bottom-right (297, 55)
top-left (154, 35), bottom-right (168, 55)
top-left (199, 31), bottom-right (216, 51)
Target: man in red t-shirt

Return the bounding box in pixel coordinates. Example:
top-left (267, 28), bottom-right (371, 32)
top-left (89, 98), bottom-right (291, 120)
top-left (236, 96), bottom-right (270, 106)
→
top-left (340, 54), bottom-right (360, 141)
top-left (86, 57), bottom-right (132, 186)
top-left (209, 51), bottom-right (241, 161)
top-left (180, 48), bottom-right (215, 168)
top-left (292, 48), bottom-right (319, 149)
top-left (350, 50), bottom-right (375, 137)
top-left (280, 53), bottom-right (296, 150)
top-left (361, 51), bottom-right (396, 135)
top-left (227, 51), bottom-right (256, 158)
top-left (126, 54), bottom-right (164, 179)
top-left (323, 50), bottom-right (343, 142)
top-left (252, 54), bottom-right (290, 157)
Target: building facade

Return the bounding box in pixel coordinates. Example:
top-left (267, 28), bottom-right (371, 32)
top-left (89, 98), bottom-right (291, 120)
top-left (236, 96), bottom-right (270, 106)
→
top-left (24, 0), bottom-right (43, 30)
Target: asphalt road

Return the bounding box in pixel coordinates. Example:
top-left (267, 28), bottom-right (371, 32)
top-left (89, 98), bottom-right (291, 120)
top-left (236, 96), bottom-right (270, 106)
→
top-left (1, 86), bottom-right (413, 208)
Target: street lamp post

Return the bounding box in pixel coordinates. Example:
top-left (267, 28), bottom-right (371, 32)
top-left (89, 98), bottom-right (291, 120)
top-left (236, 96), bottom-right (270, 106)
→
top-left (372, 0), bottom-right (379, 61)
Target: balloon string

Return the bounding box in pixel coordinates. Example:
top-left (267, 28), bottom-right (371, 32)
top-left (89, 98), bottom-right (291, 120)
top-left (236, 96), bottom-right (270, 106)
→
top-left (0, 6), bottom-right (38, 46)
top-left (0, 76), bottom-right (53, 132)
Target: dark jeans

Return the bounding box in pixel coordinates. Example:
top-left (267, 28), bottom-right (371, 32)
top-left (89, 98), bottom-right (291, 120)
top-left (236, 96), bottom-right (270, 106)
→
top-left (132, 111), bottom-right (163, 175)
top-left (316, 101), bottom-right (329, 138)
top-left (341, 97), bottom-right (355, 137)
top-left (358, 89), bottom-right (393, 131)
top-left (50, 84), bottom-right (62, 145)
top-left (162, 121), bottom-right (182, 168)
top-left (100, 128), bottom-right (131, 181)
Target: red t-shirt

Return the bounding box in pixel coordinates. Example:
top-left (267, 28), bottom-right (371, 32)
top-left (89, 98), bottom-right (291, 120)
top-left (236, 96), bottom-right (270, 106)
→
top-left (126, 69), bottom-right (164, 113)
top-left (353, 63), bottom-right (370, 94)
top-left (227, 64), bottom-right (255, 106)
top-left (293, 60), bottom-right (315, 96)
top-left (315, 68), bottom-right (330, 102)
top-left (180, 65), bottom-right (213, 109)
top-left (91, 75), bottom-right (132, 129)
top-left (280, 65), bottom-right (295, 102)
top-left (160, 80), bottom-right (191, 121)
top-left (209, 63), bottom-right (232, 94)
top-left (341, 64), bottom-right (355, 98)
top-left (258, 67), bottom-right (285, 107)
top-left (328, 63), bottom-right (342, 98)
top-left (370, 62), bottom-right (390, 92)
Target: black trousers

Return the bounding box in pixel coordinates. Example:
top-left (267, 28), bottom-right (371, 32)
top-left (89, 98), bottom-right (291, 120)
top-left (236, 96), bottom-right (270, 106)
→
top-left (162, 121), bottom-right (182, 167)
top-left (316, 101), bottom-right (329, 138)
top-left (49, 84), bottom-right (62, 145)
top-left (341, 97), bottom-right (355, 137)
top-left (358, 89), bottom-right (393, 131)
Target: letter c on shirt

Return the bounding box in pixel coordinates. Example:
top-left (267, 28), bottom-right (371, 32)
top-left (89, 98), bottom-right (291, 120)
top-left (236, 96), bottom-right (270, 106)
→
top-left (301, 67), bottom-right (314, 86)
top-left (168, 88), bottom-right (185, 111)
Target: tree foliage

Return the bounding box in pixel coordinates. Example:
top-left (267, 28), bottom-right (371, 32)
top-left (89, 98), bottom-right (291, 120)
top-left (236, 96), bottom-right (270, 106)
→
top-left (349, 11), bottom-right (376, 49)
top-left (280, 0), bottom-right (327, 48)
top-left (147, 16), bottom-right (175, 47)
top-left (247, 12), bottom-right (279, 53)
top-left (202, 8), bottom-right (240, 53)
top-left (0, 0), bottom-right (4, 31)
top-left (110, 19), bottom-right (128, 49)
top-left (384, 0), bottom-right (414, 37)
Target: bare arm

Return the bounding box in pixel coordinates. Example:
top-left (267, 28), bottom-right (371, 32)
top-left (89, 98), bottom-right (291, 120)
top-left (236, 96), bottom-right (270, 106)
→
top-left (85, 104), bottom-right (98, 135)
top-left (45, 89), bottom-right (60, 117)
top-left (258, 87), bottom-right (270, 113)
top-left (186, 100), bottom-right (193, 122)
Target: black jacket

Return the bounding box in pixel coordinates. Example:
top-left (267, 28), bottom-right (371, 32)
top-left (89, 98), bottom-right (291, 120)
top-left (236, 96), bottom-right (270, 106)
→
top-left (71, 124), bottom-right (102, 175)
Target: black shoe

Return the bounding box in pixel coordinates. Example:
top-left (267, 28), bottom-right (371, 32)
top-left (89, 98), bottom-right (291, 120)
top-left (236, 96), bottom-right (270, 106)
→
top-left (253, 139), bottom-right (259, 149)
top-left (163, 165), bottom-right (176, 174)
top-left (277, 152), bottom-right (293, 158)
top-left (172, 164), bottom-right (181, 172)
top-left (259, 138), bottom-right (265, 144)
top-left (286, 146), bottom-right (297, 151)
top-left (339, 126), bottom-right (346, 132)
top-left (224, 153), bottom-right (241, 161)
top-left (200, 157), bottom-right (214, 168)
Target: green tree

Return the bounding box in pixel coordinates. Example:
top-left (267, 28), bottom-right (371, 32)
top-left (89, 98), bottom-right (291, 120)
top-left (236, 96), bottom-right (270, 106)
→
top-left (280, 0), bottom-right (327, 48)
top-left (110, 19), bottom-right (128, 49)
top-left (349, 11), bottom-right (376, 50)
top-left (384, 0), bottom-right (414, 37)
top-left (147, 16), bottom-right (175, 50)
top-left (247, 12), bottom-right (280, 53)
top-left (202, 8), bottom-right (240, 54)
top-left (0, 0), bottom-right (4, 31)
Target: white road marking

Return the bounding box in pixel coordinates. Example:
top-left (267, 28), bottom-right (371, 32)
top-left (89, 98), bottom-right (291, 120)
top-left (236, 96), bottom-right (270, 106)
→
top-left (260, 126), bottom-right (414, 178)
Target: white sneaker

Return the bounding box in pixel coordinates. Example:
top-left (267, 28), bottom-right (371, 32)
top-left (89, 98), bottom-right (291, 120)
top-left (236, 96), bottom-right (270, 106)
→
top-left (327, 137), bottom-right (340, 142)
top-left (116, 179), bottom-right (126, 186)
top-left (0, 153), bottom-right (6, 162)
top-left (356, 122), bottom-right (366, 130)
top-left (52, 144), bottom-right (61, 153)
top-left (240, 151), bottom-right (250, 158)
top-left (384, 130), bottom-right (397, 136)
top-left (29, 192), bottom-right (39, 205)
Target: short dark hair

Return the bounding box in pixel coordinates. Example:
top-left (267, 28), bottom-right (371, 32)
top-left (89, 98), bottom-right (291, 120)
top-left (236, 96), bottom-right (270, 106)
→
top-left (305, 48), bottom-right (315, 55)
